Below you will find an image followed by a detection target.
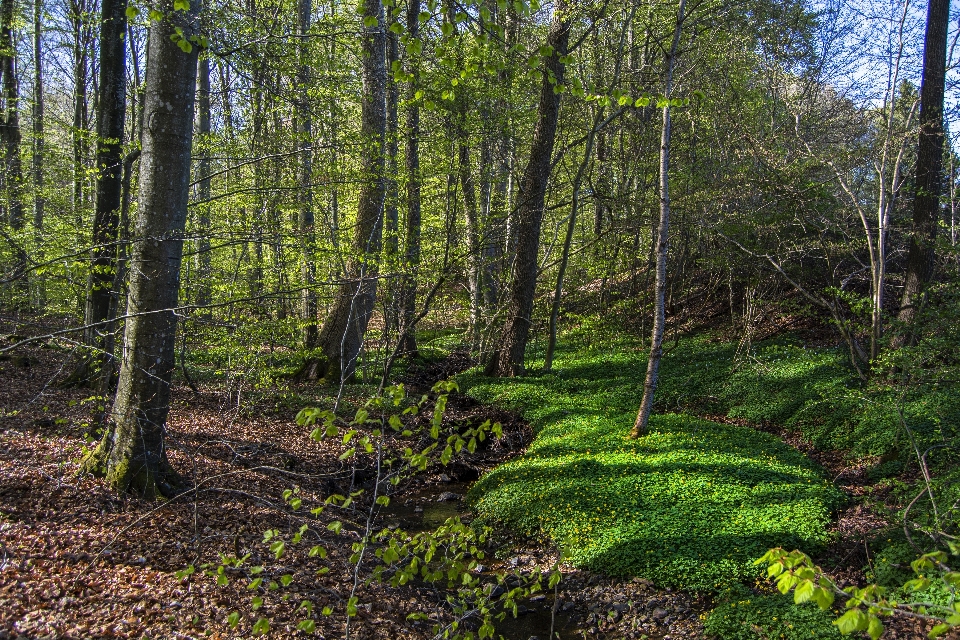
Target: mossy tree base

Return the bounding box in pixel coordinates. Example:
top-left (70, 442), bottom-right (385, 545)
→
top-left (81, 422), bottom-right (185, 499)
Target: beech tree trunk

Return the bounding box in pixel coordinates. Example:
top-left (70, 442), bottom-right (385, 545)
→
top-left (894, 0), bottom-right (949, 343)
top-left (70, 0), bottom-right (90, 235)
top-left (1, 0), bottom-right (25, 234)
top-left (72, 0), bottom-right (127, 388)
top-left (32, 0), bottom-right (44, 308)
top-left (315, 0), bottom-right (386, 382)
top-left (194, 55), bottom-right (212, 311)
top-left (545, 107), bottom-right (603, 371)
top-left (397, 0), bottom-right (420, 358)
top-left (297, 0), bottom-right (318, 353)
top-left (485, 0), bottom-right (570, 377)
top-left (82, 0), bottom-right (201, 498)
top-left (631, 0), bottom-right (685, 438)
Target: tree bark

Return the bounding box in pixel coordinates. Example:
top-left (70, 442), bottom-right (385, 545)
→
top-left (315, 0), bottom-right (386, 382)
top-left (82, 0), bottom-right (200, 498)
top-left (459, 118), bottom-right (482, 347)
top-left (1, 0), bottom-right (25, 236)
top-left (894, 0), bottom-right (949, 344)
top-left (194, 55), bottom-right (211, 311)
top-left (384, 29), bottom-right (399, 337)
top-left (72, 0), bottom-right (128, 388)
top-left (631, 0), bottom-right (685, 438)
top-left (484, 0), bottom-right (570, 377)
top-left (297, 0), bottom-right (318, 354)
top-left (70, 0), bottom-right (90, 235)
top-left (398, 0), bottom-right (420, 358)
top-left (545, 107), bottom-right (603, 371)
top-left (31, 0), bottom-right (44, 308)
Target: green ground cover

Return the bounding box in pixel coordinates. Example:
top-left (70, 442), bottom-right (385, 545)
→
top-left (461, 333), bottom-right (847, 590)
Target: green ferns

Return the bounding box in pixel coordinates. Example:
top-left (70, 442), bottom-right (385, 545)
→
top-left (462, 337), bottom-right (845, 590)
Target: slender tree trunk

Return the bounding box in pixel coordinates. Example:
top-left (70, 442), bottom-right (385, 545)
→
top-left (194, 55), bottom-right (211, 311)
top-left (297, 0), bottom-right (318, 355)
top-left (894, 0), bottom-right (949, 344)
top-left (459, 118), bottom-right (482, 347)
top-left (31, 0), bottom-right (44, 308)
top-left (1, 0), bottom-right (25, 241)
top-left (384, 29), bottom-right (399, 336)
top-left (315, 0), bottom-right (386, 382)
top-left (631, 0), bottom-right (685, 438)
top-left (82, 0), bottom-right (201, 498)
top-left (545, 107), bottom-right (603, 370)
top-left (485, 0), bottom-right (570, 377)
top-left (398, 0), bottom-right (420, 358)
top-left (72, 0), bottom-right (128, 387)
top-left (71, 0), bottom-right (89, 235)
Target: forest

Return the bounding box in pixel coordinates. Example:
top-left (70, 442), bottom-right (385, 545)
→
top-left (1, 0), bottom-right (959, 636)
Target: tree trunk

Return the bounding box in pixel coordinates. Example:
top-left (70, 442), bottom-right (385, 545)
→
top-left (194, 55), bottom-right (211, 311)
top-left (384, 29), bottom-right (399, 337)
top-left (31, 0), bottom-right (44, 308)
top-left (82, 0), bottom-right (200, 498)
top-left (631, 0), bottom-right (685, 438)
top-left (894, 0), bottom-right (949, 344)
top-left (484, 0), bottom-right (570, 377)
top-left (70, 0), bottom-right (90, 236)
top-left (545, 107), bottom-right (603, 371)
top-left (297, 0), bottom-right (318, 355)
top-left (459, 119), bottom-right (482, 347)
top-left (315, 0), bottom-right (386, 382)
top-left (1, 0), bottom-right (25, 242)
top-left (397, 0), bottom-right (420, 358)
top-left (72, 0), bottom-right (128, 388)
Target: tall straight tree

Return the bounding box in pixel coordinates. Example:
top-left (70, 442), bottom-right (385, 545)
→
top-left (296, 0), bottom-right (318, 357)
top-left (194, 55), bottom-right (212, 311)
top-left (69, 0), bottom-right (92, 233)
top-left (485, 0), bottom-right (570, 377)
top-left (895, 0), bottom-right (950, 342)
top-left (32, 0), bottom-right (44, 307)
top-left (315, 0), bottom-right (386, 382)
top-left (1, 0), bottom-right (25, 236)
top-left (82, 0), bottom-right (201, 497)
top-left (397, 0), bottom-right (421, 357)
top-left (631, 0), bottom-right (685, 438)
top-left (71, 0), bottom-right (128, 387)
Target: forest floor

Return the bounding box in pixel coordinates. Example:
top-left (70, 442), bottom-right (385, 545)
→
top-left (0, 315), bottom-right (950, 640)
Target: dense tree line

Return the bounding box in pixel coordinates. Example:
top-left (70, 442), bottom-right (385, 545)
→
top-left (0, 0), bottom-right (956, 496)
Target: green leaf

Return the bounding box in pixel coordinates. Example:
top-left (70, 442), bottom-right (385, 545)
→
top-left (227, 611), bottom-right (240, 628)
top-left (309, 545), bottom-right (327, 558)
top-left (363, 15), bottom-right (379, 27)
top-left (252, 596), bottom-right (264, 610)
top-left (867, 615), bottom-right (883, 640)
top-left (252, 617), bottom-right (270, 635)
top-left (297, 619), bottom-right (317, 633)
top-left (125, 6), bottom-right (140, 19)
top-left (328, 520), bottom-right (343, 534)
top-left (794, 579), bottom-right (815, 604)
top-left (835, 609), bottom-right (866, 634)
top-left (280, 574), bottom-right (294, 586)
top-left (173, 0), bottom-right (189, 9)
top-left (929, 624), bottom-right (951, 638)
